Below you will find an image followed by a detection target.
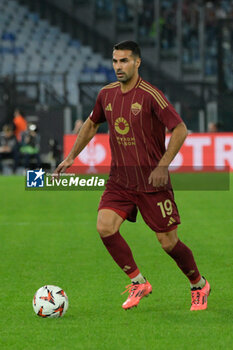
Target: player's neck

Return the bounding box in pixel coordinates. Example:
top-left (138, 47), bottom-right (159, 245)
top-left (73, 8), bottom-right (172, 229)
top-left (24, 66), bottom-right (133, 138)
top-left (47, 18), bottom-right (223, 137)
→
top-left (120, 74), bottom-right (139, 93)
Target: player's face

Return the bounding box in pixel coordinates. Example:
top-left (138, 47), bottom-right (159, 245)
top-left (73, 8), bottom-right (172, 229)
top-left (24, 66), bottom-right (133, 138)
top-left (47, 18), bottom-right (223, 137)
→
top-left (112, 50), bottom-right (141, 83)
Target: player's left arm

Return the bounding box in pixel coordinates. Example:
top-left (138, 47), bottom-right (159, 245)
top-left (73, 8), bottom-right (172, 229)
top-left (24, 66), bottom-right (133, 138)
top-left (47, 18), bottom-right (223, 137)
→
top-left (148, 122), bottom-right (188, 187)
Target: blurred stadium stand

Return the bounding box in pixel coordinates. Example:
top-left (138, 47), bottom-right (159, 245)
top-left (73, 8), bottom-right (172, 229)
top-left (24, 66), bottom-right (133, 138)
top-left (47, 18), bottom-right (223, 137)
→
top-left (0, 0), bottom-right (233, 172)
top-left (13, 0), bottom-right (233, 130)
top-left (0, 0), bottom-right (115, 107)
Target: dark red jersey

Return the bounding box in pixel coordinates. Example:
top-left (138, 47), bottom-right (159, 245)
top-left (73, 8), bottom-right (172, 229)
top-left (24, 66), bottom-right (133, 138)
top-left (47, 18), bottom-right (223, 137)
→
top-left (90, 77), bottom-right (183, 191)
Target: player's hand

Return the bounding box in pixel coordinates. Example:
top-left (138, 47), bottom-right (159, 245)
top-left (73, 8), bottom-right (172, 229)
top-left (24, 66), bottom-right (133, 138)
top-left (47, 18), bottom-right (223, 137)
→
top-left (53, 158), bottom-right (74, 179)
top-left (148, 166), bottom-right (169, 187)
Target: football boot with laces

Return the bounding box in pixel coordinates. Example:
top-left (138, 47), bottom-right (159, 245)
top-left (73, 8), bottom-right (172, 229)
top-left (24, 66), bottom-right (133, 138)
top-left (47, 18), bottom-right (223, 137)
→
top-left (121, 280), bottom-right (152, 310)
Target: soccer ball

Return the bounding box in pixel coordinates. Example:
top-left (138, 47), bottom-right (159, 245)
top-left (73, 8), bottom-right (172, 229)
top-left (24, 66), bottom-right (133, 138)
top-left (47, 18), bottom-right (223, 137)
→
top-left (33, 285), bottom-right (69, 318)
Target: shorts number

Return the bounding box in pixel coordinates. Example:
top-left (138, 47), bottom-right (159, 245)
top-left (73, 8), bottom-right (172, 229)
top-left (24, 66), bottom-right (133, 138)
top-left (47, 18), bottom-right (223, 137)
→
top-left (157, 200), bottom-right (173, 218)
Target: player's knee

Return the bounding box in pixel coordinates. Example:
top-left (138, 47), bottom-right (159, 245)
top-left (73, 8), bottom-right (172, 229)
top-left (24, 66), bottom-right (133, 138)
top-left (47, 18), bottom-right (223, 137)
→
top-left (96, 218), bottom-right (116, 237)
top-left (161, 242), bottom-right (174, 253)
top-left (97, 209), bottom-right (123, 237)
top-left (157, 236), bottom-right (176, 253)
top-left (156, 230), bottom-right (178, 252)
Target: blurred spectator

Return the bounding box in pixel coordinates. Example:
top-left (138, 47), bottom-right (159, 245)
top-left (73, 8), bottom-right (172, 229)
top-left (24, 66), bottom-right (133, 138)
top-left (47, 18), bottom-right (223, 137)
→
top-left (137, 0), bottom-right (233, 77)
top-left (117, 0), bottom-right (130, 22)
top-left (48, 139), bottom-right (62, 167)
top-left (73, 119), bottom-right (84, 134)
top-left (138, 0), bottom-right (155, 41)
top-left (0, 124), bottom-right (19, 173)
top-left (13, 108), bottom-right (27, 141)
top-left (20, 123), bottom-right (41, 169)
top-left (161, 1), bottom-right (177, 49)
top-left (208, 121), bottom-right (223, 132)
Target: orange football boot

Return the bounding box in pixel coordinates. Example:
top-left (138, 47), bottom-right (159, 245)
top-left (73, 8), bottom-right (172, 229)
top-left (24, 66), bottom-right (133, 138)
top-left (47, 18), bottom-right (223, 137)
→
top-left (121, 281), bottom-right (152, 310)
top-left (190, 278), bottom-right (211, 311)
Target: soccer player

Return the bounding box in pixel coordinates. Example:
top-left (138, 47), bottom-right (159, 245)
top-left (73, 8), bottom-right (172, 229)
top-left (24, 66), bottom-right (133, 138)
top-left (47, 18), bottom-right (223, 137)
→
top-left (54, 41), bottom-right (210, 311)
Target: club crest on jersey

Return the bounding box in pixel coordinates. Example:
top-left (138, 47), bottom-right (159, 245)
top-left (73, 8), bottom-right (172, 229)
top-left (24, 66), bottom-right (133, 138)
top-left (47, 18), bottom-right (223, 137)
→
top-left (115, 117), bottom-right (130, 135)
top-left (131, 102), bottom-right (142, 116)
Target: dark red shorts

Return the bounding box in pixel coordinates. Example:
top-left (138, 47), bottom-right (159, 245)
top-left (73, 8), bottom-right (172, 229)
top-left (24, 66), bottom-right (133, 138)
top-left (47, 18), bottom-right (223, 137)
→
top-left (98, 182), bottom-right (180, 233)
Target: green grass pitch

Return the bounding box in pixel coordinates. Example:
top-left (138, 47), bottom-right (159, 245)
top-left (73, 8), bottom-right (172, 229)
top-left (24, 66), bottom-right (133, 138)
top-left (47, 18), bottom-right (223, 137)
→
top-left (0, 174), bottom-right (232, 350)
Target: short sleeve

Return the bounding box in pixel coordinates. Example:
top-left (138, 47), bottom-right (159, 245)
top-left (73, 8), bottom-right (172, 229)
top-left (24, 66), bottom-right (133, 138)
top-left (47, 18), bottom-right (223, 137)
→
top-left (89, 91), bottom-right (106, 124)
top-left (151, 88), bottom-right (183, 131)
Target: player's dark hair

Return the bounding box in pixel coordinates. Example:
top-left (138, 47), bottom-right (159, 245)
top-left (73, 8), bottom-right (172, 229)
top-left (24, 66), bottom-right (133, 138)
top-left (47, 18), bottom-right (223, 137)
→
top-left (113, 40), bottom-right (141, 58)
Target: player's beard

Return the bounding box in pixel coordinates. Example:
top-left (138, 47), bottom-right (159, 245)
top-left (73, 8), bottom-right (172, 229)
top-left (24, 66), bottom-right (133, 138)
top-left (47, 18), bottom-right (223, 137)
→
top-left (116, 71), bottom-right (134, 83)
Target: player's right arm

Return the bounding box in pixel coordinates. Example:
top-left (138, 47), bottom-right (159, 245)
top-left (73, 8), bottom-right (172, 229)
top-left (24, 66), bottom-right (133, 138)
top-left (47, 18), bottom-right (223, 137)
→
top-left (54, 89), bottom-right (106, 176)
top-left (53, 117), bottom-right (100, 176)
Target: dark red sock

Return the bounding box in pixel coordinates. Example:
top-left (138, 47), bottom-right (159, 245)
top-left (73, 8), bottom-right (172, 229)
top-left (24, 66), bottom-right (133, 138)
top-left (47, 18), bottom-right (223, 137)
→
top-left (101, 231), bottom-right (139, 278)
top-left (167, 240), bottom-right (201, 283)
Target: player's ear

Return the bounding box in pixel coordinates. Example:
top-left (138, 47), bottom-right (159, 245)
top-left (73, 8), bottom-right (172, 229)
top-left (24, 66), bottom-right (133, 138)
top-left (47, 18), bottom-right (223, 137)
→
top-left (136, 57), bottom-right (141, 69)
